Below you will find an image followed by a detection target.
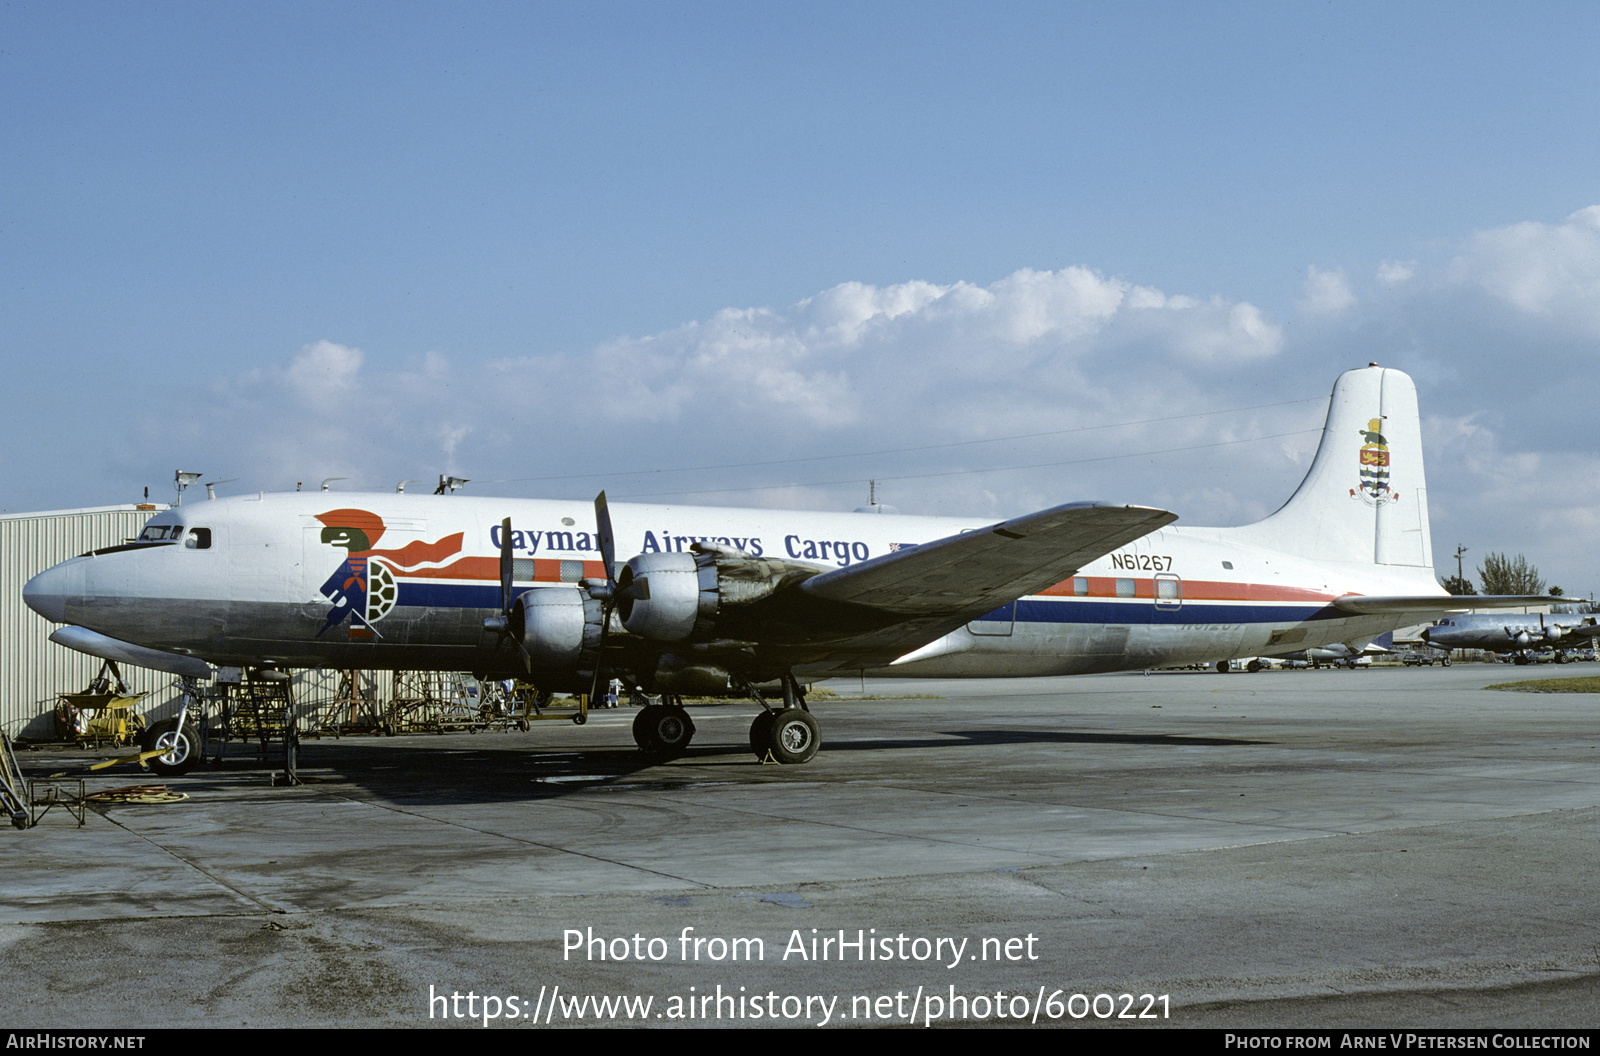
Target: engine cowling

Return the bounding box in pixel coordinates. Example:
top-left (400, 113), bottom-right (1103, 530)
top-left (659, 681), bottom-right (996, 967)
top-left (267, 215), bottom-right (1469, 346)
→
top-left (615, 552), bottom-right (707, 641)
top-left (514, 586), bottom-right (604, 668)
top-left (614, 545), bottom-right (823, 643)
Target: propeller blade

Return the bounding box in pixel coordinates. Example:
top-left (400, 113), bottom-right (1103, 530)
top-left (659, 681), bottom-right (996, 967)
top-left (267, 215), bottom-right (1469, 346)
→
top-left (588, 493), bottom-right (621, 704)
top-left (594, 491), bottom-right (617, 589)
top-left (499, 517), bottom-right (514, 615)
top-left (485, 517), bottom-right (530, 673)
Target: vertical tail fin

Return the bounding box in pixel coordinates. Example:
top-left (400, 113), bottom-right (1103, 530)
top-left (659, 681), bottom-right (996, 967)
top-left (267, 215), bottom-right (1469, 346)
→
top-left (1233, 365), bottom-right (1433, 568)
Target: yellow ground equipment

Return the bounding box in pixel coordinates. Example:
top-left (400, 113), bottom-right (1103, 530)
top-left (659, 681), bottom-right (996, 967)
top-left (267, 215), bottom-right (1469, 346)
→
top-left (55, 661), bottom-right (147, 748)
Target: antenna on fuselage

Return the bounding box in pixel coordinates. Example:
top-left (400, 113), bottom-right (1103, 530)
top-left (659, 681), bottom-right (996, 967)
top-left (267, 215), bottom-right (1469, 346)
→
top-left (435, 475), bottom-right (470, 495)
top-left (396, 480), bottom-right (422, 493)
top-left (205, 478), bottom-right (239, 500)
top-left (853, 477), bottom-right (900, 515)
top-left (174, 470), bottom-right (202, 507)
top-left (321, 478), bottom-right (347, 492)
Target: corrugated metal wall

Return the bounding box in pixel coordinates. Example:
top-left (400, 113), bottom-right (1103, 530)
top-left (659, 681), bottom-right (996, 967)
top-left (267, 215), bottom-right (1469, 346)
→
top-left (1, 506), bottom-right (177, 739)
top-left (3, 505), bottom-right (466, 741)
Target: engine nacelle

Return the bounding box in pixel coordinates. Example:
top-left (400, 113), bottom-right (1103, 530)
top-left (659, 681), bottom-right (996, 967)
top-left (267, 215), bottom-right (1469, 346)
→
top-left (651, 654), bottom-right (732, 695)
top-left (515, 586), bottom-right (603, 668)
top-left (615, 545), bottom-right (824, 643)
top-left (616, 552), bottom-right (711, 641)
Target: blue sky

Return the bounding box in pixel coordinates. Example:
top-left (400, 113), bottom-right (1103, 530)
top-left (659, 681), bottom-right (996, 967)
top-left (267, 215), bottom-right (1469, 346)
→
top-left (5, 2), bottom-right (1599, 594)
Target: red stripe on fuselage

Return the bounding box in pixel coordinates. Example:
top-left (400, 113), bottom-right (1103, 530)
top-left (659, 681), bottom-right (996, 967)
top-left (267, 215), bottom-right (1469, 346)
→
top-left (382, 556), bottom-right (607, 582)
top-left (1038, 577), bottom-right (1338, 603)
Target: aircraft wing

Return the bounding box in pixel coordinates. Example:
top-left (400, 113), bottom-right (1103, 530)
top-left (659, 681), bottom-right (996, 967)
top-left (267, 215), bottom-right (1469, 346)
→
top-left (801, 501), bottom-right (1176, 613)
top-left (767, 501), bottom-right (1176, 670)
top-left (1331, 594), bottom-right (1562, 616)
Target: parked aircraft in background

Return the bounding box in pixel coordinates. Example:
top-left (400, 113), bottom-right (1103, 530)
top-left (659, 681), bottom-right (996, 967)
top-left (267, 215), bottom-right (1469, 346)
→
top-left (1249, 641), bottom-right (1393, 670)
top-left (24, 365), bottom-right (1552, 775)
top-left (1423, 612), bottom-right (1600, 663)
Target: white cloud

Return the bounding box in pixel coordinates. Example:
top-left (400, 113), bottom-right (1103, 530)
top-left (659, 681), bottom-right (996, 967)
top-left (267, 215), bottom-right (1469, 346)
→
top-left (111, 215), bottom-right (1600, 595)
top-left (285, 340), bottom-right (363, 403)
top-left (146, 266), bottom-right (1300, 526)
top-left (1376, 260), bottom-right (1416, 285)
top-left (1298, 265), bottom-right (1356, 315)
top-left (1439, 206), bottom-right (1600, 337)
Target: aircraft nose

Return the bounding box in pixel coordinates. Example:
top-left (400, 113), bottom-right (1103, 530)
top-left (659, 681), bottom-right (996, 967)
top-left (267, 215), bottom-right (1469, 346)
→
top-left (23, 560), bottom-right (82, 624)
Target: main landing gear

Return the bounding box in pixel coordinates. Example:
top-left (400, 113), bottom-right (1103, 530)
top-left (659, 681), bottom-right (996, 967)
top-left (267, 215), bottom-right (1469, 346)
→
top-left (740, 673), bottom-right (820, 765)
top-left (752, 707), bottom-right (819, 764)
top-left (633, 696), bottom-right (697, 759)
top-left (628, 674), bottom-right (822, 765)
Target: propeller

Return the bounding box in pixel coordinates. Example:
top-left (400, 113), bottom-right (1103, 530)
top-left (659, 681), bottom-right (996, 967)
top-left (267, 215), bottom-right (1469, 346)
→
top-left (484, 517), bottom-right (530, 672)
top-left (584, 492), bottom-right (623, 702)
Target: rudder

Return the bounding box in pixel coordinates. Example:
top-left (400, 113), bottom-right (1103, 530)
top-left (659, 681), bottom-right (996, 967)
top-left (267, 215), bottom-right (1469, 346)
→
top-left (1232, 365), bottom-right (1432, 568)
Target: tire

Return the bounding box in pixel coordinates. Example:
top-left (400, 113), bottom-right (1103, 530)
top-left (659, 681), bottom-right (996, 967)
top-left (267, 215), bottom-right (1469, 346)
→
top-left (766, 708), bottom-right (820, 765)
top-left (140, 718), bottom-right (199, 777)
top-left (633, 705), bottom-right (659, 749)
top-left (1246, 659), bottom-right (1261, 673)
top-left (1442, 657), bottom-right (1451, 667)
top-left (634, 704), bottom-right (694, 757)
top-left (749, 710), bottom-right (777, 757)
top-left (1215, 661), bottom-right (1229, 674)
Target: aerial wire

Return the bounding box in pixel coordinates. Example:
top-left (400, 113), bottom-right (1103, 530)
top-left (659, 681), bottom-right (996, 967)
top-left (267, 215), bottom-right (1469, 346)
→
top-left (476, 395), bottom-right (1328, 487)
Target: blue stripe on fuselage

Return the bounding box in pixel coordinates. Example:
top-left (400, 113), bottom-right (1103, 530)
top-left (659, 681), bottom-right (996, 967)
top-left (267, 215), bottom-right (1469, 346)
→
top-left (396, 581), bottom-right (502, 609)
top-left (394, 580), bottom-right (1340, 628)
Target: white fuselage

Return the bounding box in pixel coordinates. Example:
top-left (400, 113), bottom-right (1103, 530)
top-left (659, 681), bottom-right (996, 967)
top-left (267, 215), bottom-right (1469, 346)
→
top-left (23, 490), bottom-right (1446, 679)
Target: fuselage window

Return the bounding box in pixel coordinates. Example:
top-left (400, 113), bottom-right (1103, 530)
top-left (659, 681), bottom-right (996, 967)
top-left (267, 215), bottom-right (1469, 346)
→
top-left (186, 527), bottom-right (212, 550)
top-left (1221, 560), bottom-right (1234, 570)
top-left (1116, 578), bottom-right (1136, 598)
top-left (1073, 577), bottom-right (1088, 596)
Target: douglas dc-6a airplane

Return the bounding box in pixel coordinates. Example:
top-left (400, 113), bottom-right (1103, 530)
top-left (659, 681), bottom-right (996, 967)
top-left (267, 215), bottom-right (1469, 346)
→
top-left (1423, 612), bottom-right (1600, 662)
top-left (24, 364), bottom-right (1547, 775)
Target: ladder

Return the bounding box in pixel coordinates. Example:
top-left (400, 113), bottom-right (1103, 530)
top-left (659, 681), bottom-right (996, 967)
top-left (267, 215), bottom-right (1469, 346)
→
top-left (0, 730), bottom-right (28, 829)
top-left (212, 672), bottom-right (298, 780)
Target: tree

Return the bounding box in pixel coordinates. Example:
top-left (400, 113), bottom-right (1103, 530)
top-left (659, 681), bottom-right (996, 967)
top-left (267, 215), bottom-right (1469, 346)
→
top-left (1477, 552), bottom-right (1545, 596)
top-left (1439, 574), bottom-right (1477, 596)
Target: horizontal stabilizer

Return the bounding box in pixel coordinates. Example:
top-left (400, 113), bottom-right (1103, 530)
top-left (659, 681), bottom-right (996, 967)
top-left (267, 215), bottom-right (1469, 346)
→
top-left (1331, 594), bottom-right (1562, 616)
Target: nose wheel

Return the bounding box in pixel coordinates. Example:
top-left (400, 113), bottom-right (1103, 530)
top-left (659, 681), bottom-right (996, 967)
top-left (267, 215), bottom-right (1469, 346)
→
top-left (140, 718), bottom-right (199, 777)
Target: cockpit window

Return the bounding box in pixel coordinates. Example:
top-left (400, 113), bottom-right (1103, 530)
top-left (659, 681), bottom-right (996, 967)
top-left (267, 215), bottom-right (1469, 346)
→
top-left (185, 527), bottom-right (212, 550)
top-left (138, 524), bottom-right (184, 542)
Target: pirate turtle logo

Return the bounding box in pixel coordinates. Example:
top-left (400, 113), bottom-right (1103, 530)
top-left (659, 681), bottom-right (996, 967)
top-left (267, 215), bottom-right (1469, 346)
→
top-left (1352, 417), bottom-right (1398, 507)
top-left (315, 509), bottom-right (464, 639)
